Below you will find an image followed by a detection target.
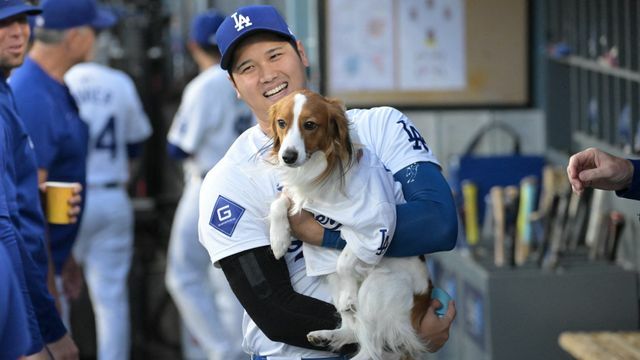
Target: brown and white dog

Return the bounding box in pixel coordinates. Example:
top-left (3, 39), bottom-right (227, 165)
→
top-left (268, 89), bottom-right (432, 360)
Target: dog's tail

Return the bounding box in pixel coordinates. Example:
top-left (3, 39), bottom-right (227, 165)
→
top-left (353, 267), bottom-right (427, 360)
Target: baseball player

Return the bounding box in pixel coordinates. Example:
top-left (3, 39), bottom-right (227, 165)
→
top-left (10, 0), bottom-right (116, 356)
top-left (197, 5), bottom-right (458, 359)
top-left (65, 60), bottom-right (152, 360)
top-left (2, 1), bottom-right (83, 358)
top-left (165, 9), bottom-right (251, 360)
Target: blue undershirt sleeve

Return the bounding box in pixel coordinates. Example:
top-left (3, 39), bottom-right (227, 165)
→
top-left (321, 161), bottom-right (458, 256)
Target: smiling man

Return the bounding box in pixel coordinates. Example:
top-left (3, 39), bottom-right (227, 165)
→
top-left (197, 5), bottom-right (458, 360)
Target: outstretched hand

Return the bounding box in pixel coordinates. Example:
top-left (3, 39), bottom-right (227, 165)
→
top-left (567, 147), bottom-right (634, 195)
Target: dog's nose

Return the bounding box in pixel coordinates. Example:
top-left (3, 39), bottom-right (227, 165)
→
top-left (281, 149), bottom-right (298, 165)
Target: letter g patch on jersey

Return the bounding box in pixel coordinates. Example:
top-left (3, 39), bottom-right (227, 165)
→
top-left (210, 195), bottom-right (245, 236)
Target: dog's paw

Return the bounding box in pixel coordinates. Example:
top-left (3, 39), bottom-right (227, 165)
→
top-left (307, 330), bottom-right (333, 347)
top-left (309, 328), bottom-right (356, 350)
top-left (270, 232), bottom-right (290, 259)
top-left (270, 225), bottom-right (292, 259)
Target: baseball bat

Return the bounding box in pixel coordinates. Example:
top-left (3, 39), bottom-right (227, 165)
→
top-left (503, 185), bottom-right (519, 267)
top-left (462, 180), bottom-right (480, 246)
top-left (491, 186), bottom-right (505, 267)
top-left (515, 176), bottom-right (537, 266)
top-left (585, 189), bottom-right (607, 248)
top-left (541, 183), bottom-right (571, 270)
top-left (606, 211), bottom-right (625, 261)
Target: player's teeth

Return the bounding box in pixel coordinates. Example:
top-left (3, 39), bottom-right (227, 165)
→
top-left (265, 83), bottom-right (287, 97)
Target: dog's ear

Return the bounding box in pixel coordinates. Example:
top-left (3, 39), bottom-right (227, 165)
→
top-left (326, 97), bottom-right (352, 165)
top-left (268, 103), bottom-right (282, 153)
top-left (326, 96), bottom-right (347, 112)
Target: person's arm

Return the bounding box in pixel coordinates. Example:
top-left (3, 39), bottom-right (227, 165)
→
top-left (0, 241), bottom-right (31, 360)
top-left (17, 235), bottom-right (69, 352)
top-left (218, 245), bottom-right (345, 351)
top-left (294, 161), bottom-right (458, 256)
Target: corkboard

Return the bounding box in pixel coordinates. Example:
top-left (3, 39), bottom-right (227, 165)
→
top-left (323, 0), bottom-right (529, 107)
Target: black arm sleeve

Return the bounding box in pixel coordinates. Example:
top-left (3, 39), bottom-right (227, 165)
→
top-left (218, 246), bottom-right (341, 350)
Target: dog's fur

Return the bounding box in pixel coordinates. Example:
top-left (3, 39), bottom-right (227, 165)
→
top-left (268, 89), bottom-right (431, 360)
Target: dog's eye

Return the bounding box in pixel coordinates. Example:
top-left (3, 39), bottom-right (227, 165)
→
top-left (303, 121), bottom-right (318, 130)
top-left (277, 119), bottom-right (286, 129)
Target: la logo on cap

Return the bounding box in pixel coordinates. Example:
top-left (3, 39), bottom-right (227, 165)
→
top-left (231, 11), bottom-right (252, 31)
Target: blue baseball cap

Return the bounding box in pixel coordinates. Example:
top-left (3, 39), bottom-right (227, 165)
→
top-left (35, 0), bottom-right (117, 30)
top-left (190, 10), bottom-right (225, 48)
top-left (216, 5), bottom-right (296, 70)
top-left (0, 0), bottom-right (41, 21)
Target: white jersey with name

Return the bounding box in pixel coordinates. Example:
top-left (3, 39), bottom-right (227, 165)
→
top-left (300, 145), bottom-right (406, 277)
top-left (198, 106), bottom-right (437, 359)
top-left (167, 64), bottom-right (253, 177)
top-left (65, 62), bottom-right (152, 186)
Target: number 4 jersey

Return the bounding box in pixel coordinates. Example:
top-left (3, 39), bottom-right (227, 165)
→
top-left (65, 63), bottom-right (153, 187)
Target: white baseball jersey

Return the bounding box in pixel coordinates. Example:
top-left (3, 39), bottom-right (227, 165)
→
top-left (65, 62), bottom-right (152, 186)
top-left (66, 63), bottom-right (152, 360)
top-left (199, 106), bottom-right (437, 358)
top-left (167, 64), bottom-right (253, 178)
top-left (299, 145), bottom-right (406, 277)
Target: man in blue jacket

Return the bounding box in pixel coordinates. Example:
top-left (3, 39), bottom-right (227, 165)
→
top-left (10, 3), bottom-right (115, 358)
top-left (0, 1), bottom-right (77, 358)
top-left (4, 0), bottom-right (111, 359)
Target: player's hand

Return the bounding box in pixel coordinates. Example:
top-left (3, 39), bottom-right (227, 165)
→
top-left (37, 182), bottom-right (82, 223)
top-left (24, 348), bottom-right (50, 360)
top-left (62, 256), bottom-right (83, 300)
top-left (288, 209), bottom-right (323, 246)
top-left (46, 333), bottom-right (79, 360)
top-left (419, 298), bottom-right (456, 352)
top-left (67, 183), bottom-right (82, 224)
top-left (567, 147), bottom-right (634, 194)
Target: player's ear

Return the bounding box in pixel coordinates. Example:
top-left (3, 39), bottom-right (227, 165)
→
top-left (228, 75), bottom-right (242, 99)
top-left (295, 40), bottom-right (310, 68)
